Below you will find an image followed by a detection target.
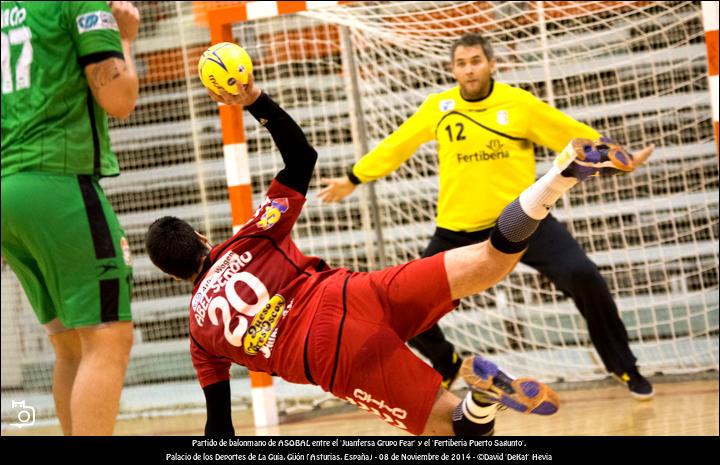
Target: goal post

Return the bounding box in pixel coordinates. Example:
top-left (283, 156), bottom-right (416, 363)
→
top-left (205, 0), bottom-right (354, 429)
top-left (701, 1), bottom-right (719, 155)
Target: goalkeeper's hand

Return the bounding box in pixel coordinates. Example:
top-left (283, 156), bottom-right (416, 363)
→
top-left (318, 176), bottom-right (357, 203)
top-left (630, 143), bottom-right (654, 167)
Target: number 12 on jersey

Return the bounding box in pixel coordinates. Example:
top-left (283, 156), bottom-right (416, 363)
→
top-left (445, 122), bottom-right (466, 141)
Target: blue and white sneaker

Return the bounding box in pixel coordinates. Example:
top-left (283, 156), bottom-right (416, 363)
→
top-left (554, 137), bottom-right (635, 181)
top-left (460, 355), bottom-right (559, 415)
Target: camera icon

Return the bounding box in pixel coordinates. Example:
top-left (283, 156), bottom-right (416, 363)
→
top-left (10, 400), bottom-right (35, 428)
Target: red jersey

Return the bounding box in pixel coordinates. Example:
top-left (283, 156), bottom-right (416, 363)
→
top-left (189, 179), bottom-right (337, 388)
top-left (188, 181), bottom-right (458, 435)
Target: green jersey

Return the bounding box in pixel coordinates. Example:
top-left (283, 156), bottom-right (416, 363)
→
top-left (1, 1), bottom-right (123, 177)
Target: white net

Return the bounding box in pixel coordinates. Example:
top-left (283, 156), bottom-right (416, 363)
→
top-left (2, 0), bottom-right (718, 431)
top-left (297, 0), bottom-right (719, 381)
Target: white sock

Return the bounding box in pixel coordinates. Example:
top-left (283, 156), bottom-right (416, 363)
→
top-left (518, 166), bottom-right (578, 220)
top-left (463, 392), bottom-right (498, 424)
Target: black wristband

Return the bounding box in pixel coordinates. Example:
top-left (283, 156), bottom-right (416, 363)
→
top-left (78, 50), bottom-right (124, 69)
top-left (346, 166), bottom-right (362, 185)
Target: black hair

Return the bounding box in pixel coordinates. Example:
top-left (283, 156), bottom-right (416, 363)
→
top-left (145, 216), bottom-right (208, 280)
top-left (451, 33), bottom-right (494, 63)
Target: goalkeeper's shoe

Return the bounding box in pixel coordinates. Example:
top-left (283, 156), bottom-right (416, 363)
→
top-left (460, 355), bottom-right (559, 415)
top-left (441, 352), bottom-right (463, 391)
top-left (612, 367), bottom-right (655, 401)
top-left (554, 137), bottom-right (635, 181)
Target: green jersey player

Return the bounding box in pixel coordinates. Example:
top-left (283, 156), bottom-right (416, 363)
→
top-left (1, 1), bottom-right (139, 435)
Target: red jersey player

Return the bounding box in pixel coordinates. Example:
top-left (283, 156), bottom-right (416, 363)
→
top-left (146, 76), bottom-right (650, 436)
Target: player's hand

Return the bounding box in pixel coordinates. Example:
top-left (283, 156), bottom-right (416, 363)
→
top-left (206, 74), bottom-right (262, 107)
top-left (109, 1), bottom-right (140, 43)
top-left (318, 176), bottom-right (357, 203)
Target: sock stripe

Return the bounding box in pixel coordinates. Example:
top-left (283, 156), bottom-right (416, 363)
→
top-left (463, 394), bottom-right (497, 425)
top-left (452, 401), bottom-right (496, 436)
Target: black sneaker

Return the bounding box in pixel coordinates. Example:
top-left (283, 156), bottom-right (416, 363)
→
top-left (441, 352), bottom-right (463, 390)
top-left (613, 367), bottom-right (654, 400)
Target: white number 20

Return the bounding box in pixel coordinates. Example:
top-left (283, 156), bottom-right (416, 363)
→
top-left (207, 272), bottom-right (270, 347)
top-left (1, 27), bottom-right (33, 94)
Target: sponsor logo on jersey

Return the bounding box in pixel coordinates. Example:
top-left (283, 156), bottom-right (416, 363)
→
top-left (97, 262), bottom-right (118, 277)
top-left (76, 11), bottom-right (118, 34)
top-left (120, 236), bottom-right (132, 266)
top-left (456, 139), bottom-right (509, 163)
top-left (256, 198), bottom-right (289, 231)
top-left (345, 389), bottom-right (408, 430)
top-left (439, 99), bottom-right (455, 112)
top-left (496, 110), bottom-right (509, 125)
top-left (243, 294), bottom-right (285, 358)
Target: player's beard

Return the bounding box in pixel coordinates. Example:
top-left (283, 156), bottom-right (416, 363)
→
top-left (460, 78), bottom-right (491, 100)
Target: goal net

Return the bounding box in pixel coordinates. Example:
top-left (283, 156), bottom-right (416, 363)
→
top-left (2, 1), bottom-right (717, 430)
top-left (295, 0), bottom-right (719, 380)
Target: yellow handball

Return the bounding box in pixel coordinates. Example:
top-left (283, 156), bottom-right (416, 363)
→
top-left (198, 42), bottom-right (253, 95)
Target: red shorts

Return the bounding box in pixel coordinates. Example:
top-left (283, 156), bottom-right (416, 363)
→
top-left (305, 252), bottom-right (457, 435)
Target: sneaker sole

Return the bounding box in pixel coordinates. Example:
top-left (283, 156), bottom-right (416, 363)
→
top-left (460, 356), bottom-right (559, 415)
top-left (630, 390), bottom-right (655, 401)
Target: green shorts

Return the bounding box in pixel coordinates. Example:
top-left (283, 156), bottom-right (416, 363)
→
top-left (1, 172), bottom-right (133, 328)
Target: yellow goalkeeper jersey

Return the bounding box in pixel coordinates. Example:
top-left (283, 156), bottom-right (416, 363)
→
top-left (352, 81), bottom-right (601, 231)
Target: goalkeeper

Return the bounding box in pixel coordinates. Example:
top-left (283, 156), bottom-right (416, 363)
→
top-left (319, 33), bottom-right (656, 399)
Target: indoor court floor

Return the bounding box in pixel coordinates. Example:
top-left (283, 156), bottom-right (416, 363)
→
top-left (3, 377), bottom-right (717, 436)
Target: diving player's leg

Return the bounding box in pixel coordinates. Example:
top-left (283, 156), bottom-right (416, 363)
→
top-left (423, 352), bottom-right (560, 436)
top-left (408, 230), bottom-right (471, 389)
top-left (333, 315), bottom-right (500, 436)
top-left (460, 354), bottom-right (558, 416)
top-left (444, 137), bottom-right (637, 300)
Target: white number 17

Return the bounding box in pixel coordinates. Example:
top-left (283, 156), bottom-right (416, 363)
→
top-left (2, 27), bottom-right (33, 94)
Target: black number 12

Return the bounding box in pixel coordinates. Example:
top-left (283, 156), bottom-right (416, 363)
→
top-left (445, 122), bottom-right (466, 141)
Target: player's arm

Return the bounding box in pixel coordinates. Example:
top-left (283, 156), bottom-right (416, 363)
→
top-left (208, 75), bottom-right (318, 196)
top-left (526, 93), bottom-right (654, 165)
top-left (203, 380), bottom-right (235, 436)
top-left (82, 2), bottom-right (140, 120)
top-left (318, 96), bottom-right (436, 203)
top-left (192, 338), bottom-right (234, 436)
